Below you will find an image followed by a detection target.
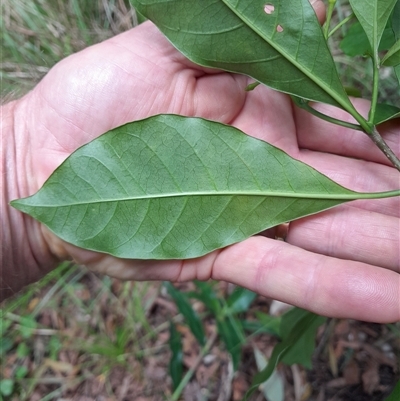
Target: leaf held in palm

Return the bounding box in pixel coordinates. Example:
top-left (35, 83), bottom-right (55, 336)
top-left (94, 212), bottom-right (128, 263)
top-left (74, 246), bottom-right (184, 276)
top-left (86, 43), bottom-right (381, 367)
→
top-left (10, 115), bottom-right (394, 260)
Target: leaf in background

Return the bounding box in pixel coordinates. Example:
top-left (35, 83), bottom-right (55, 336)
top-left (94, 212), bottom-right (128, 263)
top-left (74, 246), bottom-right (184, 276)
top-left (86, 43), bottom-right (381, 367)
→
top-left (395, 65), bottom-right (400, 83)
top-left (254, 312), bottom-right (281, 337)
top-left (381, 39), bottom-right (400, 66)
top-left (253, 347), bottom-right (285, 401)
top-left (216, 316), bottom-right (243, 370)
top-left (240, 317), bottom-right (281, 337)
top-left (349, 0), bottom-right (398, 59)
top-left (340, 21), bottom-right (395, 57)
top-left (130, 0), bottom-right (352, 109)
top-left (279, 308), bottom-right (326, 369)
top-left (12, 115), bottom-right (383, 260)
top-left (164, 282), bottom-right (205, 346)
top-left (226, 287), bottom-right (257, 314)
top-left (392, 0), bottom-right (400, 38)
top-left (191, 281), bottom-right (221, 316)
top-left (241, 311), bottom-right (282, 337)
top-left (344, 86), bottom-right (363, 98)
top-left (391, 1), bottom-right (400, 84)
top-left (168, 321), bottom-right (183, 391)
top-left (245, 312), bottom-right (319, 400)
top-left (373, 103), bottom-right (400, 124)
top-left (0, 379), bottom-right (14, 397)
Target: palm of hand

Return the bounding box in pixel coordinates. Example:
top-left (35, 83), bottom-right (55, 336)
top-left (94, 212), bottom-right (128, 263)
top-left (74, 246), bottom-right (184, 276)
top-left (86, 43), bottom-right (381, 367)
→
top-left (20, 22), bottom-right (399, 322)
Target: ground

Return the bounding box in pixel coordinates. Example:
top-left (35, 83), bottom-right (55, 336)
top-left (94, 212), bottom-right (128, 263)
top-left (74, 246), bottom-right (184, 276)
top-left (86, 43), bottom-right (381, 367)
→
top-left (1, 268), bottom-right (399, 400)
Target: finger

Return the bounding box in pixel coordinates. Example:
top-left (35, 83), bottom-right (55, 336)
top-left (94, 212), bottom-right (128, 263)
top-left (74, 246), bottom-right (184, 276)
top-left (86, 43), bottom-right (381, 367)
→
top-left (230, 82), bottom-right (299, 155)
top-left (309, 0), bottom-right (326, 23)
top-left (212, 236), bottom-right (400, 323)
top-left (294, 99), bottom-right (400, 165)
top-left (287, 205), bottom-right (400, 272)
top-left (296, 150), bottom-right (400, 218)
top-left (55, 227), bottom-right (400, 323)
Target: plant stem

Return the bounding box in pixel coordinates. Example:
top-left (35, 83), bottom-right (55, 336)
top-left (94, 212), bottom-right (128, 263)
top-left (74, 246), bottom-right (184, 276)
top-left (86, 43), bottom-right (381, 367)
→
top-left (328, 13), bottom-right (354, 38)
top-left (368, 56), bottom-right (380, 124)
top-left (297, 100), bottom-right (363, 131)
top-left (171, 332), bottom-right (218, 401)
top-left (295, 100), bottom-right (400, 172)
top-left (245, 81), bottom-right (260, 91)
top-left (368, 127), bottom-right (400, 172)
top-left (324, 0), bottom-right (337, 39)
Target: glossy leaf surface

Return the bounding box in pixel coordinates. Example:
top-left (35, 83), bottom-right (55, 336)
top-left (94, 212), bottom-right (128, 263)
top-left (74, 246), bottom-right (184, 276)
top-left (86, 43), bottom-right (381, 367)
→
top-left (131, 0), bottom-right (351, 109)
top-left (11, 115), bottom-right (387, 260)
top-left (349, 0), bottom-right (397, 58)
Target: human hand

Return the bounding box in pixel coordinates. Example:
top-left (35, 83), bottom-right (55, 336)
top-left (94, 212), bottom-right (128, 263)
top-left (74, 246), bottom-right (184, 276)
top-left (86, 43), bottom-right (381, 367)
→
top-left (8, 13), bottom-right (399, 321)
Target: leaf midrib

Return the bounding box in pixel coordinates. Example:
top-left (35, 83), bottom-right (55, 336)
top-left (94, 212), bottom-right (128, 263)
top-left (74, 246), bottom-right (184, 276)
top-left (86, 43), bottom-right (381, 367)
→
top-left (15, 189), bottom-right (400, 209)
top-left (221, 0), bottom-right (352, 110)
top-left (373, 1), bottom-right (378, 57)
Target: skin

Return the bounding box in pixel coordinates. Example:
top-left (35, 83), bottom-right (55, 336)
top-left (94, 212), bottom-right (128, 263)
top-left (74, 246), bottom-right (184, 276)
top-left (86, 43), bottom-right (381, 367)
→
top-left (1, 1), bottom-right (399, 321)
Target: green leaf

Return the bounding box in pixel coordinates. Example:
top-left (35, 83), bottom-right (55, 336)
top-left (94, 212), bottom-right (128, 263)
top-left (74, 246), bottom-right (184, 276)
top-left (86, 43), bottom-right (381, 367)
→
top-left (391, 1), bottom-right (400, 85)
top-left (168, 321), bottom-right (183, 391)
top-left (340, 21), bottom-right (396, 57)
top-left (226, 287), bottom-right (257, 314)
top-left (16, 342), bottom-right (29, 358)
top-left (164, 282), bottom-right (206, 346)
top-left (18, 316), bottom-right (37, 339)
top-left (0, 379), bottom-right (14, 397)
top-left (395, 65), bottom-right (400, 84)
top-left (253, 347), bottom-right (285, 401)
top-left (0, 338), bottom-right (13, 355)
top-left (15, 366), bottom-right (28, 379)
top-left (255, 312), bottom-right (281, 336)
top-left (131, 0), bottom-right (351, 109)
top-left (385, 380), bottom-right (400, 401)
top-left (279, 308), bottom-right (326, 369)
top-left (349, 0), bottom-right (398, 58)
top-left (392, 0), bottom-right (400, 38)
top-left (216, 317), bottom-right (243, 370)
top-left (11, 115), bottom-right (399, 260)
top-left (381, 38), bottom-right (400, 66)
top-left (191, 281), bottom-right (221, 316)
top-left (241, 312), bottom-right (281, 337)
top-left (245, 312), bottom-right (319, 400)
top-left (374, 103), bottom-right (400, 124)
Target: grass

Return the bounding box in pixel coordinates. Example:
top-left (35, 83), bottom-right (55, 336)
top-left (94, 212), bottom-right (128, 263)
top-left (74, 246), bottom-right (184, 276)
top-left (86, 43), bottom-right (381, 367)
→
top-left (1, 1), bottom-right (400, 400)
top-left (0, 0), bottom-right (135, 99)
top-left (1, 263), bottom-right (167, 399)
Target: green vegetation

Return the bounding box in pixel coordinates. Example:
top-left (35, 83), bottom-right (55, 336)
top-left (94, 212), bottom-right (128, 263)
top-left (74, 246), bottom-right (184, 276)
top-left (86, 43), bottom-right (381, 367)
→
top-left (1, 0), bottom-right (134, 98)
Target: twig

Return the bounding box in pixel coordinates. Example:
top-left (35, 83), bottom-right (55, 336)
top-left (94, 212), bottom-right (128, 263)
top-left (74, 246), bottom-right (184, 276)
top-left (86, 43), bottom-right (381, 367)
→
top-left (170, 331), bottom-right (218, 401)
top-left (368, 127), bottom-right (400, 172)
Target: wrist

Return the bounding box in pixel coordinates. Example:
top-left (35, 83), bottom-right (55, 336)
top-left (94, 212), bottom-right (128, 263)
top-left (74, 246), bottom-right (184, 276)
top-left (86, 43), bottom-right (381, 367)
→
top-left (1, 99), bottom-right (60, 302)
